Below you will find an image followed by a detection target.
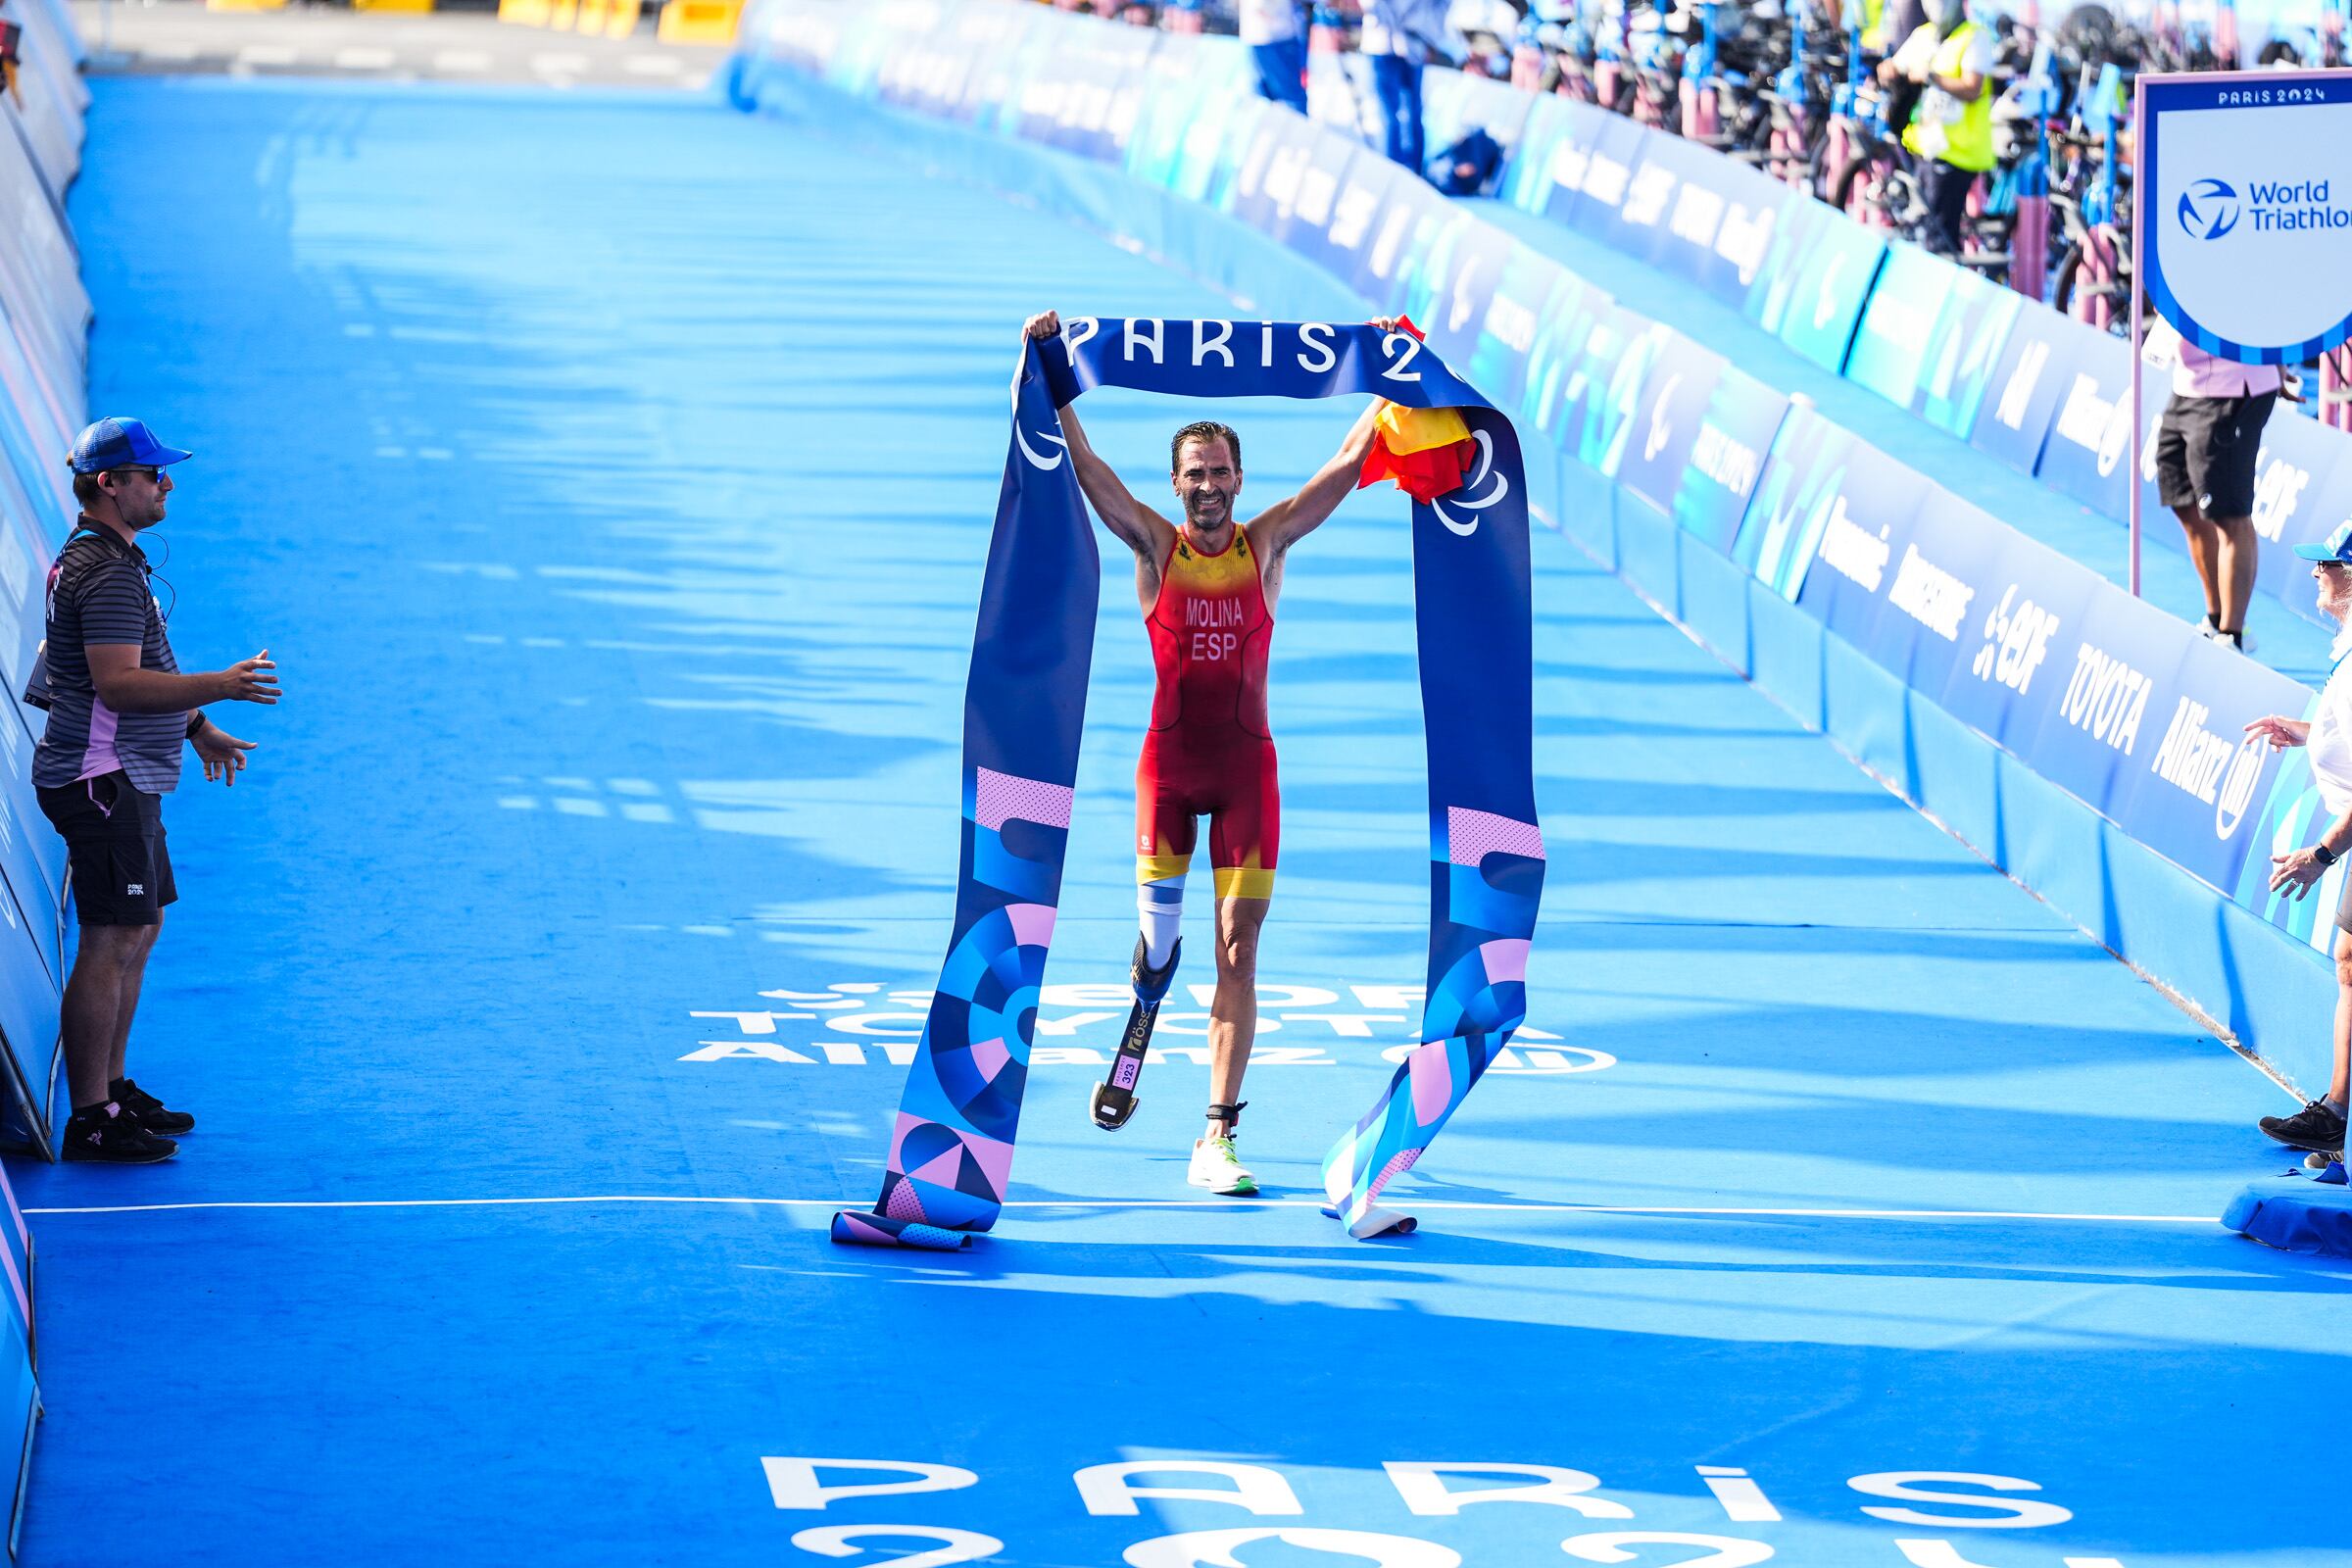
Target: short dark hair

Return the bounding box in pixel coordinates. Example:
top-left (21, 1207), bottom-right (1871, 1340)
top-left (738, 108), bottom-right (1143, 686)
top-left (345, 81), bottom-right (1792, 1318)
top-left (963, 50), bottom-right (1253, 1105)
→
top-left (72, 472), bottom-right (102, 508)
top-left (1170, 420), bottom-right (1241, 473)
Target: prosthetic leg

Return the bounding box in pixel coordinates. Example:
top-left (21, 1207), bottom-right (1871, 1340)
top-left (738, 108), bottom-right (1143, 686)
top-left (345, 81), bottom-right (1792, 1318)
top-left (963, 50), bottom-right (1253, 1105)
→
top-left (1090, 935), bottom-right (1181, 1130)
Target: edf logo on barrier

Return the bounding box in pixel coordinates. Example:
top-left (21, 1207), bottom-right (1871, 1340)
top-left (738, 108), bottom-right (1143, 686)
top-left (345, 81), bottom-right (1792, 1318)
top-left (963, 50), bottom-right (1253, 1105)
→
top-left (2178, 177), bottom-right (2241, 240)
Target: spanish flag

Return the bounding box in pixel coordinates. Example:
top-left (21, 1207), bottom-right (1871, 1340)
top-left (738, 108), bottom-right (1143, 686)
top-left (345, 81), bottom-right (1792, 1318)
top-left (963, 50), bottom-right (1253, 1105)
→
top-left (1354, 319), bottom-right (1476, 503)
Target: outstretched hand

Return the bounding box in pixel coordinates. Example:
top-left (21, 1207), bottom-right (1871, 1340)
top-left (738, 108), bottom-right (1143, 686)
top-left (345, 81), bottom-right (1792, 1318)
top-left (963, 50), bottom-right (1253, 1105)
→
top-left (2245, 714), bottom-right (2311, 751)
top-left (193, 724), bottom-right (256, 788)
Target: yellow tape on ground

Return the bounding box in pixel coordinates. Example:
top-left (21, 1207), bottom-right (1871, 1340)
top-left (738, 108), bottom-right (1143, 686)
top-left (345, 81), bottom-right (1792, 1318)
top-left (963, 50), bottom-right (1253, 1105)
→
top-left (656, 0), bottom-right (740, 43)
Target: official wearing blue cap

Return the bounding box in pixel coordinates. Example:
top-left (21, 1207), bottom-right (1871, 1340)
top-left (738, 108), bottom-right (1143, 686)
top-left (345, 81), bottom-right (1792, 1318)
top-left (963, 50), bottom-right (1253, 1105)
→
top-left (29, 418), bottom-right (281, 1162)
top-left (64, 416), bottom-right (193, 477)
top-left (2243, 517), bottom-right (2352, 1161)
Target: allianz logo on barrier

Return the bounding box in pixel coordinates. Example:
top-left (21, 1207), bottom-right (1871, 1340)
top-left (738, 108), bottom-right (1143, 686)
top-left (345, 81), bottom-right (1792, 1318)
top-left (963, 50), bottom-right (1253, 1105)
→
top-left (2150, 697), bottom-right (2268, 838)
top-left (2180, 174), bottom-right (2352, 237)
top-left (2059, 644), bottom-right (2152, 755)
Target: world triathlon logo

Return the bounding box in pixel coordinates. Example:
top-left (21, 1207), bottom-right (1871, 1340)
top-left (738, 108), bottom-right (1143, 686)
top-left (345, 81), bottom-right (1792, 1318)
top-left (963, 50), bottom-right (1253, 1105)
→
top-left (2178, 177), bottom-right (2241, 240)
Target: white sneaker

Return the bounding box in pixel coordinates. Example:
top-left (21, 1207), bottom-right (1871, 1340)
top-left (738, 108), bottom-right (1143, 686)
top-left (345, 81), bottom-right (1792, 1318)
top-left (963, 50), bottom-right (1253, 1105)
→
top-left (1188, 1136), bottom-right (1258, 1196)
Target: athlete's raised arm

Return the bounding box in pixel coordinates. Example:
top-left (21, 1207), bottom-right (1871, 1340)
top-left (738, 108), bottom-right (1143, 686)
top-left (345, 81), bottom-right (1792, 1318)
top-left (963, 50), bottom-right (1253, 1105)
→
top-left (1247, 317), bottom-right (1406, 557)
top-left (1246, 395), bottom-right (1386, 559)
top-left (1023, 311), bottom-right (1175, 565)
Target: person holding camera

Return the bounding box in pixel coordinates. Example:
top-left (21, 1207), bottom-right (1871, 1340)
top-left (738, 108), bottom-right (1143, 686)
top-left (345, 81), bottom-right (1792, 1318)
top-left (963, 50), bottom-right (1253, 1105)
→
top-left (33, 418), bottom-right (279, 1162)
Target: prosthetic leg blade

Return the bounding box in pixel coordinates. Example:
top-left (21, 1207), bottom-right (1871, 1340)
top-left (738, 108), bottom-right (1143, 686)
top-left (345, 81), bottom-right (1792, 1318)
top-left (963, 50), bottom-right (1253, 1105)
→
top-left (1092, 936), bottom-right (1180, 1131)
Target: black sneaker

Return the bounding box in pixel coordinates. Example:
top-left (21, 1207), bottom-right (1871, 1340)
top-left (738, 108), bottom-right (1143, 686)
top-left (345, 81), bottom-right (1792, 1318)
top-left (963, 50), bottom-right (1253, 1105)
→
top-left (2259, 1100), bottom-right (2346, 1157)
top-left (111, 1078), bottom-right (193, 1136)
top-left (60, 1102), bottom-right (177, 1164)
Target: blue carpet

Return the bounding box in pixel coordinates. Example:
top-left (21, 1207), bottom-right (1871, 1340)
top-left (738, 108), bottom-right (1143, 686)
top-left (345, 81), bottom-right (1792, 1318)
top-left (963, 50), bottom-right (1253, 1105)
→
top-left (4, 76), bottom-right (2344, 1566)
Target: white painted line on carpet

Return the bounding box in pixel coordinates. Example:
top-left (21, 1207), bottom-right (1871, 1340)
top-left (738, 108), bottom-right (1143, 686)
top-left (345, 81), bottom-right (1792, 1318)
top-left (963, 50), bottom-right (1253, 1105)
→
top-left (531, 52), bottom-right (591, 74)
top-left (622, 54), bottom-right (685, 74)
top-left (236, 44), bottom-right (299, 66)
top-left (22, 1195), bottom-right (2220, 1224)
top-left (433, 49), bottom-right (492, 72)
top-left (333, 47), bottom-right (396, 70)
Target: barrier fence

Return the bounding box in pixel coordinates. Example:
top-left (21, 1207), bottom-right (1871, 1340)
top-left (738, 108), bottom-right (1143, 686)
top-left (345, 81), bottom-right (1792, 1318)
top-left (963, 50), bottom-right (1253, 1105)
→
top-left (727, 0), bottom-right (2345, 1098)
top-left (0, 0), bottom-right (80, 1534)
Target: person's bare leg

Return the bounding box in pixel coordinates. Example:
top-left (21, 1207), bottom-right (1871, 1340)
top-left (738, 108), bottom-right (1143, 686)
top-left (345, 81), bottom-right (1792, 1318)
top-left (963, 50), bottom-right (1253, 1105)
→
top-left (2172, 505), bottom-right (2224, 624)
top-left (1203, 895), bottom-right (1268, 1139)
top-left (107, 916), bottom-right (163, 1087)
top-left (2214, 514), bottom-right (2260, 640)
top-left (2332, 929), bottom-right (2352, 1108)
top-left (61, 924), bottom-right (151, 1110)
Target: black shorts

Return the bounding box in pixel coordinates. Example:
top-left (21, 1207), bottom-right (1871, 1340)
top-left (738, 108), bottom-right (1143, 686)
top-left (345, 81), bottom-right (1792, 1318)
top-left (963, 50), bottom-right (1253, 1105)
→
top-left (35, 771), bottom-right (176, 927)
top-left (2155, 390), bottom-right (2278, 519)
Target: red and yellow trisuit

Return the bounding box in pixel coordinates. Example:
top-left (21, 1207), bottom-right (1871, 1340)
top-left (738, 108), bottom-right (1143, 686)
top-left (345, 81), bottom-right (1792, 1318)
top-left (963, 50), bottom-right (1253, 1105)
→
top-left (1132, 402), bottom-right (1474, 909)
top-left (1136, 520), bottom-right (1281, 903)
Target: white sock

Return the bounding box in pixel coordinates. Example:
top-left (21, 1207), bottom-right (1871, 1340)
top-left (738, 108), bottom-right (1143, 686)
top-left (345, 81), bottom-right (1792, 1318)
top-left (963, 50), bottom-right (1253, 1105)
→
top-left (1138, 872), bottom-right (1185, 969)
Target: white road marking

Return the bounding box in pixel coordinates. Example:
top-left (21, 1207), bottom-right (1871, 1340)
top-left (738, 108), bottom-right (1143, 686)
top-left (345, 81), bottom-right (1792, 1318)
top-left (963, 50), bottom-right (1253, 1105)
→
top-left (432, 49), bottom-right (493, 73)
top-left (531, 52), bottom-right (591, 74)
top-left (22, 1194), bottom-right (2222, 1224)
top-left (332, 46), bottom-right (396, 70)
top-left (142, 41), bottom-right (202, 62)
top-left (235, 44), bottom-right (299, 67)
top-left (621, 54), bottom-right (684, 74)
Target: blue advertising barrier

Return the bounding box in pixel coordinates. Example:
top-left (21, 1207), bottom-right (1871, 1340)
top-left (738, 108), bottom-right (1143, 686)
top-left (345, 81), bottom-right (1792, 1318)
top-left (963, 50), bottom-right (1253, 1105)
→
top-left (735, 0), bottom-right (2345, 1110)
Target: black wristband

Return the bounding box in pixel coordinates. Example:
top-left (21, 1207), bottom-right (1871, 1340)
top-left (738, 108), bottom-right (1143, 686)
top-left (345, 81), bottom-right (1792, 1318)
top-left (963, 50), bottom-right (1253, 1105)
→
top-left (2317, 843), bottom-right (2337, 868)
top-left (185, 711), bottom-right (207, 740)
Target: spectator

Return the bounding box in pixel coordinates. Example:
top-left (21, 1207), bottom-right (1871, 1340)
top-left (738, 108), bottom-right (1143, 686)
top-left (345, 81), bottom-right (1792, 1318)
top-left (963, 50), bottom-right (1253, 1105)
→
top-left (1361, 0), bottom-right (1456, 172)
top-left (32, 419), bottom-right (279, 1162)
top-left (2243, 520), bottom-right (2352, 1164)
top-left (1431, 123), bottom-right (1503, 193)
top-left (2154, 330), bottom-right (2281, 653)
top-left (1242, 0), bottom-right (1310, 113)
top-left (1884, 0), bottom-right (1995, 257)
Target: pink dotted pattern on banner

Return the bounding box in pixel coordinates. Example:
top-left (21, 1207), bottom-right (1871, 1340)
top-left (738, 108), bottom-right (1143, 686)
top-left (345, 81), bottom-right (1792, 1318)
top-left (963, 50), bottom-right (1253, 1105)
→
top-left (1446, 807), bottom-right (1544, 867)
top-left (884, 1182), bottom-right (929, 1222)
top-left (975, 766), bottom-right (1075, 833)
top-left (1371, 1148), bottom-right (1421, 1198)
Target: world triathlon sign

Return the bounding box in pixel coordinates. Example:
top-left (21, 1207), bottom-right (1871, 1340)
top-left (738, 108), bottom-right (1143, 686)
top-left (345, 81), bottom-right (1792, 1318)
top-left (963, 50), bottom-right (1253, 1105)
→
top-left (2139, 71), bottom-right (2352, 364)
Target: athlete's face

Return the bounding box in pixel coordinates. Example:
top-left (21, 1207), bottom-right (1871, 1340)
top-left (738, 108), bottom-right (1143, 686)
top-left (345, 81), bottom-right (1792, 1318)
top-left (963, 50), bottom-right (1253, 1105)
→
top-left (1171, 436), bottom-right (1240, 535)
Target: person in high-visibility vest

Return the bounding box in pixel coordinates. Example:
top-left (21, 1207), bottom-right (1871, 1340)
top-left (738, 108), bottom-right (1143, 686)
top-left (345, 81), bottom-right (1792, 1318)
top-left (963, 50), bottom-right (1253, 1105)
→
top-left (1881, 0), bottom-right (1996, 257)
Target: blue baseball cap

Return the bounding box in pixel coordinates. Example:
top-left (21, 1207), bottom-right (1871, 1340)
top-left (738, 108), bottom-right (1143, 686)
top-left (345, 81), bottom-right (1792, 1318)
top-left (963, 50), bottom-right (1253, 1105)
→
top-left (66, 417), bottom-right (192, 476)
top-left (2294, 520), bottom-right (2352, 564)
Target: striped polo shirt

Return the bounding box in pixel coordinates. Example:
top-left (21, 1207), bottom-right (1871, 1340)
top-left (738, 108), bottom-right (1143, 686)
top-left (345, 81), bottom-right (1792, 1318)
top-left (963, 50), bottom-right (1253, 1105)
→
top-left (30, 521), bottom-right (185, 795)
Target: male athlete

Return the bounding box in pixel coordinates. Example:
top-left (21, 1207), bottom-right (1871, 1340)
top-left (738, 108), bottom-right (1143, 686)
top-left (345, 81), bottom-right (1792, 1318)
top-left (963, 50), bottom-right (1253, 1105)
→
top-left (1022, 310), bottom-right (1393, 1196)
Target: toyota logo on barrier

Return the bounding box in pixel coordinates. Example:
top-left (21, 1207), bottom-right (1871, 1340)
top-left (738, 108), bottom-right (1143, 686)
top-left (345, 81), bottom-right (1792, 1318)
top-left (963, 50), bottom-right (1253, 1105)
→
top-left (2178, 177), bottom-right (2241, 240)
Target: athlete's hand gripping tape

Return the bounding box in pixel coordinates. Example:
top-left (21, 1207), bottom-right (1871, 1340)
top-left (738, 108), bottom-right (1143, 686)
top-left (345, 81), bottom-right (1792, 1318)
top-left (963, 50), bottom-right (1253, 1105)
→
top-left (1091, 936), bottom-right (1181, 1131)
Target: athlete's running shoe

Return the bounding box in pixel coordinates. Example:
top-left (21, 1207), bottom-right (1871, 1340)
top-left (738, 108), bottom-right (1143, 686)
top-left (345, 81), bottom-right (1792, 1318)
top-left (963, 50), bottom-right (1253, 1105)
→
top-left (1188, 1136), bottom-right (1258, 1196)
top-left (2260, 1100), bottom-right (2346, 1157)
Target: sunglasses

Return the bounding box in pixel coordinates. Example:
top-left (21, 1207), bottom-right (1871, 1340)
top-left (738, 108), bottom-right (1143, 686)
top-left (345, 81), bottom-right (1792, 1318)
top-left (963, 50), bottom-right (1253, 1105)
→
top-left (105, 466), bottom-right (163, 483)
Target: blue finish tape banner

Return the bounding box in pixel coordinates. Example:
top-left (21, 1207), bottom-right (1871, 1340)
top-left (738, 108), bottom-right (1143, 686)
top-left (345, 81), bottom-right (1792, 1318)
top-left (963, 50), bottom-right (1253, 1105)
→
top-left (833, 320), bottom-right (1543, 1248)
